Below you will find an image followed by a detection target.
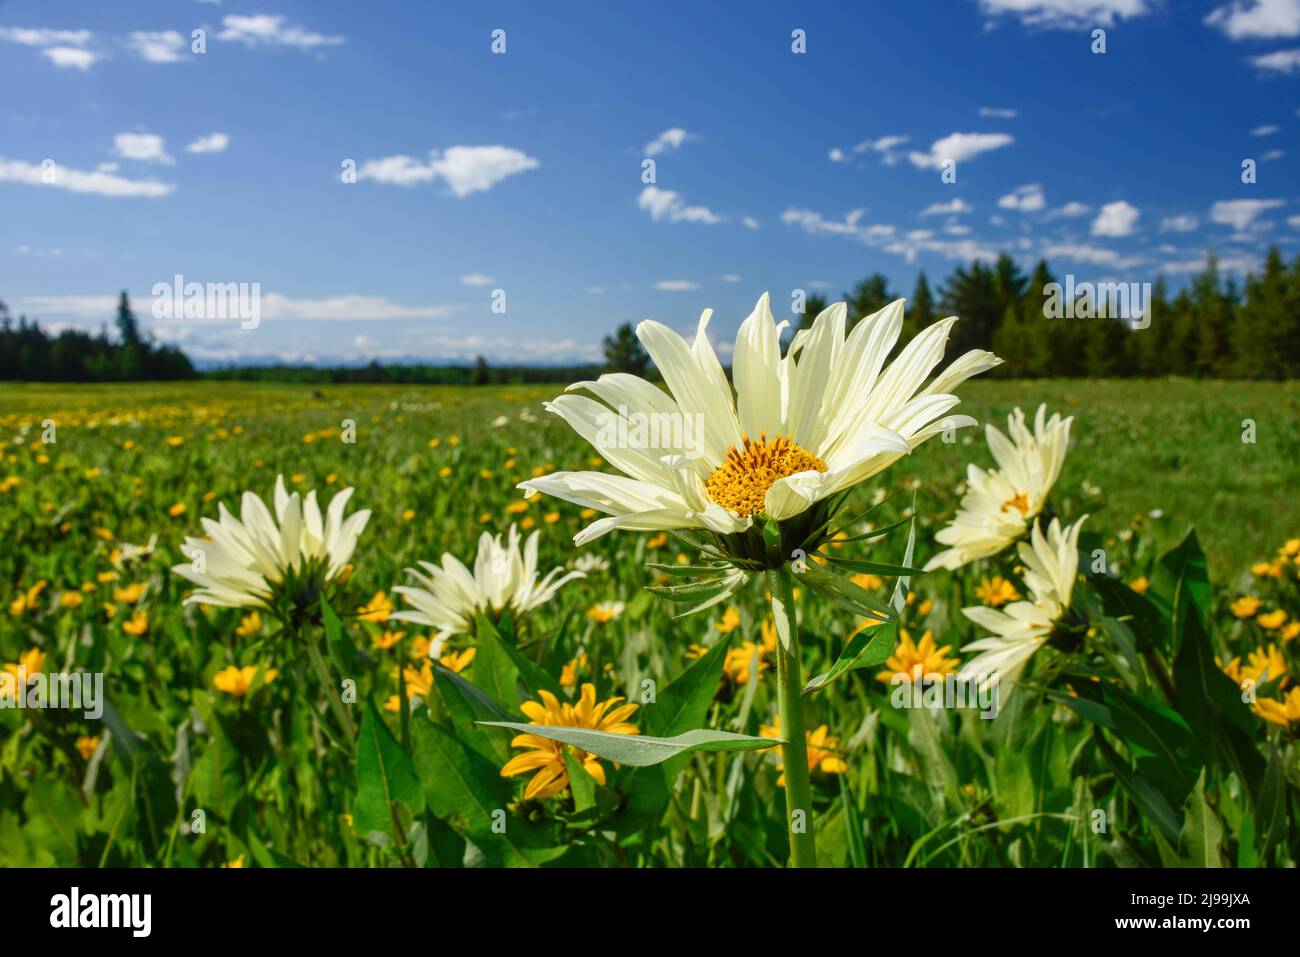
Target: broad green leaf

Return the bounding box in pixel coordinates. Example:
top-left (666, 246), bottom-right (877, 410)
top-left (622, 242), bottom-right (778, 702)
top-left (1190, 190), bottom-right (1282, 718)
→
top-left (432, 664), bottom-right (513, 764)
top-left (1148, 530), bottom-right (1210, 655)
top-left (1177, 771), bottom-right (1224, 867)
top-left (478, 723), bottom-right (774, 767)
top-left (353, 699), bottom-right (425, 848)
top-left (1092, 729), bottom-right (1180, 842)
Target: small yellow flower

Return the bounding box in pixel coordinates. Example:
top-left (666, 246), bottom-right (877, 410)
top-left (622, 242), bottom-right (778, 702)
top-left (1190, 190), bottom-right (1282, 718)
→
top-left (96, 570), bottom-right (118, 584)
top-left (402, 508), bottom-right (415, 522)
top-left (60, 591), bottom-right (84, 609)
top-left (1257, 609), bottom-right (1288, 631)
top-left (1253, 687), bottom-right (1300, 727)
top-left (851, 572), bottom-right (883, 591)
top-left (580, 508), bottom-right (596, 520)
top-left (544, 511), bottom-right (560, 525)
top-left (222, 854), bottom-right (246, 868)
top-left (440, 646), bottom-right (477, 674)
top-left (1280, 621), bottom-right (1300, 643)
top-left (975, 575), bottom-right (1020, 607)
top-left (646, 532), bottom-right (669, 549)
top-left (1129, 576), bottom-right (1149, 594)
top-left (75, 735), bottom-right (101, 760)
top-left (506, 500), bottom-right (530, 514)
top-left (500, 684), bottom-right (639, 800)
top-left (371, 630), bottom-right (404, 650)
top-left (94, 527), bottom-right (114, 541)
top-left (166, 436), bottom-right (184, 447)
top-left (915, 597), bottom-right (934, 617)
top-left (428, 438), bottom-right (441, 448)
top-left (8, 580), bottom-right (47, 615)
top-left (235, 611), bottom-right (262, 637)
top-left (357, 591), bottom-right (393, 623)
top-left (122, 609), bottom-right (149, 636)
top-left (84, 467), bottom-right (101, 480)
top-left (113, 583), bottom-right (145, 605)
top-left (1231, 596), bottom-right (1263, 618)
top-left (1281, 538), bottom-right (1300, 557)
top-left (409, 635), bottom-right (431, 659)
top-left (520, 516), bottom-right (536, 530)
top-left (586, 601), bottom-right (624, 624)
top-left (438, 466), bottom-right (452, 479)
top-left (759, 716), bottom-right (847, 785)
top-left (213, 664), bottom-right (279, 696)
top-left (2, 648), bottom-right (48, 688)
top-left (876, 629), bottom-right (962, 683)
top-left (560, 653), bottom-right (588, 688)
top-left (715, 607), bottom-right (741, 634)
top-left (168, 502), bottom-right (187, 518)
top-left (400, 660), bottom-right (434, 699)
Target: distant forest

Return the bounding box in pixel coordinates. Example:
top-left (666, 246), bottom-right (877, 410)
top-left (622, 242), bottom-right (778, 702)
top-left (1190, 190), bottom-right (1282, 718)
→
top-left (3, 247), bottom-right (1298, 383)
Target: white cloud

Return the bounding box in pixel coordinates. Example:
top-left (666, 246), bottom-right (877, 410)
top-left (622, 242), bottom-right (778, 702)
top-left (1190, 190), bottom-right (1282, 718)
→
top-left (828, 147), bottom-right (846, 163)
top-left (460, 273), bottom-right (495, 286)
top-left (832, 134), bottom-right (911, 166)
top-left (0, 27), bottom-right (92, 46)
top-left (644, 128), bottom-right (692, 157)
top-left (216, 15), bottom-right (344, 51)
top-left (1250, 47), bottom-right (1300, 72)
top-left (908, 132), bottom-right (1013, 169)
top-left (1261, 148), bottom-right (1286, 161)
top-left (654, 279), bottom-right (699, 291)
top-left (1209, 198), bottom-right (1285, 230)
top-left (719, 273), bottom-right (742, 282)
top-left (978, 0), bottom-right (1151, 30)
top-left (1251, 123), bottom-right (1281, 135)
top-left (1207, 0), bottom-right (1300, 40)
top-left (185, 133), bottom-right (229, 154)
top-left (637, 186), bottom-right (722, 224)
top-left (979, 106), bottom-right (1017, 118)
top-left (1091, 200), bottom-right (1139, 237)
top-left (256, 293), bottom-right (452, 321)
top-left (784, 206), bottom-right (996, 263)
top-left (742, 215), bottom-right (761, 230)
top-left (1160, 214), bottom-right (1199, 232)
top-left (127, 30), bottom-right (186, 63)
top-left (114, 132), bottom-right (174, 165)
top-left (43, 46), bottom-right (97, 70)
top-left (1043, 242), bottom-right (1136, 267)
top-left (0, 156), bottom-right (174, 197)
top-left (997, 183), bottom-right (1046, 211)
top-left (358, 146), bottom-right (539, 197)
top-left (1288, 214), bottom-right (1300, 228)
top-left (1047, 201), bottom-right (1091, 219)
top-left (921, 198), bottom-right (973, 216)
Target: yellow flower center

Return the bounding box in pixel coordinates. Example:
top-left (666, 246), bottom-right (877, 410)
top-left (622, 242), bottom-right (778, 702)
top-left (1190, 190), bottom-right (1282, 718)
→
top-left (1002, 491), bottom-right (1031, 515)
top-left (706, 434), bottom-right (827, 517)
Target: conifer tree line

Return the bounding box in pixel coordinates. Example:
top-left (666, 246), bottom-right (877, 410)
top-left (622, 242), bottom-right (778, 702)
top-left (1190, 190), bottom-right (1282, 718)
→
top-left (0, 292), bottom-right (194, 381)
top-left (4, 248), bottom-right (1297, 382)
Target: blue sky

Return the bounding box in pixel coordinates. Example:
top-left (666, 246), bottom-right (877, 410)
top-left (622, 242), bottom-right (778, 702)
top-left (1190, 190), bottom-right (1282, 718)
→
top-left (1, 0), bottom-right (1297, 365)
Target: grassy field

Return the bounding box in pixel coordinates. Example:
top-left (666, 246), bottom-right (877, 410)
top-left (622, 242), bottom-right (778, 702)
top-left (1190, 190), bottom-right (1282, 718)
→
top-left (0, 377), bottom-right (1297, 867)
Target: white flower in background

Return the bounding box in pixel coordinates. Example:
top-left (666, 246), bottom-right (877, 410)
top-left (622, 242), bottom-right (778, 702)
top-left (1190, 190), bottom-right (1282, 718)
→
top-left (519, 293), bottom-right (1000, 547)
top-left (392, 525), bottom-right (583, 654)
top-left (114, 533), bottom-right (159, 569)
top-left (959, 516), bottom-right (1086, 695)
top-left (925, 405), bottom-right (1072, 571)
top-left (172, 476), bottom-right (370, 608)
top-left (573, 553), bottom-right (610, 574)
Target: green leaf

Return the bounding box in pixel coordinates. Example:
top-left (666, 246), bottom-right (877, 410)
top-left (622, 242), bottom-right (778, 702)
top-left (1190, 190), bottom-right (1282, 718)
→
top-left (798, 563), bottom-right (895, 621)
top-left (1254, 745), bottom-right (1286, 862)
top-left (432, 664), bottom-right (513, 764)
top-left (472, 614), bottom-right (523, 710)
top-left (1177, 771), bottom-right (1224, 867)
top-left (353, 699), bottom-right (425, 848)
top-left (1101, 683), bottom-right (1199, 810)
top-left (1092, 729), bottom-right (1180, 842)
top-left (478, 723), bottom-right (774, 767)
top-left (823, 557), bottom-right (922, 577)
top-left (1148, 531), bottom-right (1210, 655)
top-left (646, 567), bottom-right (749, 618)
top-left (561, 750), bottom-right (597, 813)
top-left (1090, 576), bottom-right (1162, 652)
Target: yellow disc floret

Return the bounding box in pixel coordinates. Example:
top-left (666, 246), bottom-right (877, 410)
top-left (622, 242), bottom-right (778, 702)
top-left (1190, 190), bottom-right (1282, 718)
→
top-left (705, 433), bottom-right (827, 517)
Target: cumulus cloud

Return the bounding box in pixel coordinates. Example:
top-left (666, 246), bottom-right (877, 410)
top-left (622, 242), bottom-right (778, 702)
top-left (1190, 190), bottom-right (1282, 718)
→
top-left (1206, 0), bottom-right (1300, 40)
top-left (185, 133), bottom-right (229, 154)
top-left (831, 134), bottom-right (911, 166)
top-left (460, 273), bottom-right (495, 287)
top-left (997, 183), bottom-right (1046, 211)
top-left (741, 215), bottom-right (761, 230)
top-left (908, 132), bottom-right (1013, 169)
top-left (216, 15), bottom-right (344, 51)
top-left (654, 279), bottom-right (699, 291)
top-left (1046, 201), bottom-right (1091, 219)
top-left (979, 106), bottom-right (1017, 118)
top-left (920, 198), bottom-right (972, 216)
top-left (1251, 123), bottom-right (1281, 135)
top-left (0, 26), bottom-right (98, 69)
top-left (1160, 214), bottom-right (1199, 232)
top-left (43, 47), bottom-right (98, 70)
top-left (637, 186), bottom-right (722, 224)
top-left (978, 0), bottom-right (1151, 30)
top-left (358, 146), bottom-right (539, 197)
top-left (0, 156), bottom-right (173, 197)
top-left (114, 132), bottom-right (174, 164)
top-left (1043, 242), bottom-right (1140, 268)
top-left (1091, 200), bottom-right (1139, 237)
top-left (1250, 47), bottom-right (1300, 71)
top-left (1209, 198), bottom-right (1285, 230)
top-left (127, 31), bottom-right (186, 63)
top-left (644, 128), bottom-right (692, 157)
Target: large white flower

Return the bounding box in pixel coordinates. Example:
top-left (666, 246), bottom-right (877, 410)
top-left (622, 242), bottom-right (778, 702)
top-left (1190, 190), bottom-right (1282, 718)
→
top-left (519, 293), bottom-right (1001, 548)
top-left (959, 516), bottom-right (1086, 694)
top-left (925, 404), bottom-right (1072, 572)
top-left (172, 475), bottom-right (371, 608)
top-left (391, 525), bottom-right (584, 653)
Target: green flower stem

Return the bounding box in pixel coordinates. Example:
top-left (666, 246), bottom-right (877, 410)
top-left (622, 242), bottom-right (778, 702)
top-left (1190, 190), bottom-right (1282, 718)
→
top-left (306, 626), bottom-right (355, 749)
top-left (771, 564), bottom-right (818, 868)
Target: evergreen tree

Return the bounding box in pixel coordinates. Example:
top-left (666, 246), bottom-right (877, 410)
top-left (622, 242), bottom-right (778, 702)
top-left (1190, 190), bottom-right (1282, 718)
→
top-left (798, 293), bottom-right (829, 331)
top-left (844, 273), bottom-right (894, 330)
top-left (601, 322), bottom-right (650, 376)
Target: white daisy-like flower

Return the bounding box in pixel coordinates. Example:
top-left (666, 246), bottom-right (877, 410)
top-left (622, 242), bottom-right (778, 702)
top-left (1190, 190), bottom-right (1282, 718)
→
top-left (519, 293), bottom-right (1000, 554)
top-left (924, 405), bottom-right (1072, 572)
top-left (391, 525), bottom-right (584, 654)
top-left (172, 475), bottom-right (371, 609)
top-left (573, 553), bottom-right (610, 574)
top-left (958, 516), bottom-right (1086, 695)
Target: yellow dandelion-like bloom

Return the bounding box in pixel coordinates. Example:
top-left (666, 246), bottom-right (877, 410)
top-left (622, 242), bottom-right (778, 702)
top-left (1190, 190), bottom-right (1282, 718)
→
top-left (506, 500), bottom-right (530, 515)
top-left (974, 575), bottom-right (1020, 607)
top-left (1252, 561), bottom-right (1283, 579)
top-left (75, 735), bottom-right (101, 760)
top-left (759, 716), bottom-right (847, 786)
top-left (8, 580), bottom-right (47, 616)
top-left (2, 648), bottom-right (48, 690)
top-left (1280, 621), bottom-right (1300, 643)
top-left (586, 601), bottom-right (624, 624)
top-left (166, 436), bottom-right (184, 447)
top-left (1129, 576), bottom-right (1149, 595)
top-left (646, 532), bottom-right (669, 549)
top-left (357, 591), bottom-right (394, 623)
top-left (1257, 609), bottom-right (1288, 631)
top-left (560, 652), bottom-right (588, 688)
top-left (1253, 687), bottom-right (1300, 727)
top-left (1282, 538), bottom-right (1300, 557)
top-left (544, 511), bottom-right (560, 525)
top-left (371, 630), bottom-right (404, 650)
top-left (122, 609), bottom-right (148, 636)
top-left (1231, 596), bottom-right (1263, 619)
top-left (402, 509), bottom-right (415, 522)
top-left (399, 660), bottom-right (434, 699)
top-left (168, 503), bottom-right (187, 518)
top-left (715, 607), bottom-right (741, 634)
top-left (439, 646), bottom-right (476, 674)
top-left (222, 854), bottom-right (246, 869)
top-left (235, 611), bottom-right (262, 637)
top-left (60, 592), bottom-right (84, 609)
top-left (438, 466), bottom-right (452, 479)
top-left (500, 683), bottom-right (639, 800)
top-left (876, 628), bottom-right (962, 683)
top-left (113, 583), bottom-right (145, 605)
top-left (852, 572), bottom-right (883, 591)
top-left (213, 664), bottom-right (279, 696)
